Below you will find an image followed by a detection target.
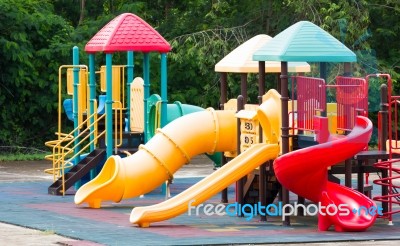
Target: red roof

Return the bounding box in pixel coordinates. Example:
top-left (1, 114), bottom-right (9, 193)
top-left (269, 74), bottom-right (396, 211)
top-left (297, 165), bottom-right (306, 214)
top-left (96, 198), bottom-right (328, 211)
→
top-left (85, 13), bottom-right (171, 53)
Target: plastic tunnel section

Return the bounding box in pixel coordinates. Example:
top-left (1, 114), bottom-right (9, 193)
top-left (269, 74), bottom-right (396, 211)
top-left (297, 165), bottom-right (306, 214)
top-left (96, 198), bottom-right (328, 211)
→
top-left (74, 109), bottom-right (237, 208)
top-left (129, 89), bottom-right (282, 227)
top-left (273, 116), bottom-right (377, 232)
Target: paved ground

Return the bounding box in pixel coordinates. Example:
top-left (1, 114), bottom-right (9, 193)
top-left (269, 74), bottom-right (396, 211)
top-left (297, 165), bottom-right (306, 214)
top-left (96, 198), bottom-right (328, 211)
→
top-left (1, 157), bottom-right (400, 245)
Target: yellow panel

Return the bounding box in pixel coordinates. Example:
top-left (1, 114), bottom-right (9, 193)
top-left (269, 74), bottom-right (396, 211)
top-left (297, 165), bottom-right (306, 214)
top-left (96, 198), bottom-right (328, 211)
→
top-left (327, 103), bottom-right (338, 134)
top-left (66, 68), bottom-right (73, 95)
top-left (100, 66), bottom-right (106, 92)
top-left (100, 66), bottom-right (124, 109)
top-left (130, 77), bottom-right (144, 132)
top-left (288, 100), bottom-right (297, 112)
top-left (78, 69), bottom-right (88, 127)
top-left (244, 104), bottom-right (258, 111)
top-left (258, 89), bottom-right (281, 144)
top-left (235, 110), bottom-right (257, 120)
top-left (240, 119), bottom-right (259, 134)
top-left (224, 99), bottom-right (237, 111)
top-left (112, 66), bottom-right (121, 109)
top-left (387, 140), bottom-right (400, 154)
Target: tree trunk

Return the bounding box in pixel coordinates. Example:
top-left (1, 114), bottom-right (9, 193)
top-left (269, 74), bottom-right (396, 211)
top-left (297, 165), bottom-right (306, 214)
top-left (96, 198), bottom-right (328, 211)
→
top-left (78, 0), bottom-right (85, 26)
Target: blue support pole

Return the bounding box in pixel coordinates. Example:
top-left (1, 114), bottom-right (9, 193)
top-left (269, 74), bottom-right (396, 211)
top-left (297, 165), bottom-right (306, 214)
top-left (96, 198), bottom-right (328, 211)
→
top-left (106, 53), bottom-right (113, 157)
top-left (160, 53), bottom-right (169, 196)
top-left (89, 54), bottom-right (96, 151)
top-left (72, 46), bottom-right (81, 189)
top-left (160, 53), bottom-right (168, 127)
top-left (143, 53), bottom-right (150, 143)
top-left (126, 51), bottom-right (134, 132)
top-left (88, 53), bottom-right (96, 179)
top-left (72, 46), bottom-right (80, 165)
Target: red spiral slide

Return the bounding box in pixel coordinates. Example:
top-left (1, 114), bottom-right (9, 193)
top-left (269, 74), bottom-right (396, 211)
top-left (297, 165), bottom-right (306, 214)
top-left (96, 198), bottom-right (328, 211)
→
top-left (274, 116), bottom-right (378, 231)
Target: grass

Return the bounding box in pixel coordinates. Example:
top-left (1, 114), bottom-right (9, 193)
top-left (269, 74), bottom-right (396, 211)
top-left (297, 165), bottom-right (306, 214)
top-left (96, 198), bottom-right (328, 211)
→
top-left (0, 153), bottom-right (48, 162)
top-left (0, 146), bottom-right (49, 161)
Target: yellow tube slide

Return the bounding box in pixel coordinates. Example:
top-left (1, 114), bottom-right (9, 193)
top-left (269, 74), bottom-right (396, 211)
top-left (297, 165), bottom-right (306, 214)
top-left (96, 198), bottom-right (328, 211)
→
top-left (130, 89), bottom-right (281, 227)
top-left (74, 109), bottom-right (237, 208)
top-left (130, 143), bottom-right (279, 227)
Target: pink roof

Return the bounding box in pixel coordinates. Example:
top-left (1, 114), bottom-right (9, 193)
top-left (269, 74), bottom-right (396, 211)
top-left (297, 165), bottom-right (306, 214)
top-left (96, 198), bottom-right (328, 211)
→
top-left (85, 13), bottom-right (171, 53)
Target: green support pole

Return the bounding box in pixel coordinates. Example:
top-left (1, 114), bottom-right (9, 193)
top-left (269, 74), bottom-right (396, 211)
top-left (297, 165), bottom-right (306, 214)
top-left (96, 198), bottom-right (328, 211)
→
top-left (89, 54), bottom-right (96, 151)
top-left (160, 53), bottom-right (168, 127)
top-left (160, 53), bottom-right (169, 196)
top-left (106, 53), bottom-right (113, 158)
top-left (126, 51), bottom-right (134, 132)
top-left (88, 53), bottom-right (96, 179)
top-left (143, 53), bottom-right (150, 142)
top-left (72, 46), bottom-right (80, 165)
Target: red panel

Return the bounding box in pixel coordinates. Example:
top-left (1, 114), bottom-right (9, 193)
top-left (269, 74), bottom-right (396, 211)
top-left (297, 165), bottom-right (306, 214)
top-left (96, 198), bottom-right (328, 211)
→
top-left (85, 13), bottom-right (171, 53)
top-left (296, 76), bottom-right (326, 131)
top-left (336, 76), bottom-right (368, 131)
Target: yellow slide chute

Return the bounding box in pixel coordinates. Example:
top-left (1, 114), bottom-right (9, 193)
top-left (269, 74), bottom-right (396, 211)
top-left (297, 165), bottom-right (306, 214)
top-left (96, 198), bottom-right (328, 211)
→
top-left (74, 109), bottom-right (237, 208)
top-left (75, 89), bottom-right (281, 228)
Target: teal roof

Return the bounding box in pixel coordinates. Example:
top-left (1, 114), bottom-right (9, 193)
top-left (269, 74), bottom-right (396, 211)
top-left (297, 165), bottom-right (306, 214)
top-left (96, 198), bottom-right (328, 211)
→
top-left (253, 21), bottom-right (356, 62)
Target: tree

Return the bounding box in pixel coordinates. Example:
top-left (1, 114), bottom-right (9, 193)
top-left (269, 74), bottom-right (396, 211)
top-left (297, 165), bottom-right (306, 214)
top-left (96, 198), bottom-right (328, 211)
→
top-left (0, 0), bottom-right (74, 149)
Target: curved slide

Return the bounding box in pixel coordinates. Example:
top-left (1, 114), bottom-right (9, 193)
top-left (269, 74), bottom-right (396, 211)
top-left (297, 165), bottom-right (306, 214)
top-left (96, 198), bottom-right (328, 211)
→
top-left (75, 88), bottom-right (281, 228)
top-left (273, 116), bottom-right (377, 231)
top-left (130, 143), bottom-right (279, 227)
top-left (129, 89), bottom-right (281, 227)
top-left (75, 108), bottom-right (238, 208)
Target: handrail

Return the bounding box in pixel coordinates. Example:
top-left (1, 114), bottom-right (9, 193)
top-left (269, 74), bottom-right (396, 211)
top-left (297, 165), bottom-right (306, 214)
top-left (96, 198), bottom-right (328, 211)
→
top-left (44, 109), bottom-right (106, 195)
top-left (113, 101), bottom-right (124, 151)
top-left (44, 110), bottom-right (105, 175)
top-left (58, 65), bottom-right (88, 135)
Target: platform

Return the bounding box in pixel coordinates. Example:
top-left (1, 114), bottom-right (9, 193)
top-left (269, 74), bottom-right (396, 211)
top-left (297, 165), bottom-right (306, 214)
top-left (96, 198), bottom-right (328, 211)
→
top-left (1, 173), bottom-right (400, 245)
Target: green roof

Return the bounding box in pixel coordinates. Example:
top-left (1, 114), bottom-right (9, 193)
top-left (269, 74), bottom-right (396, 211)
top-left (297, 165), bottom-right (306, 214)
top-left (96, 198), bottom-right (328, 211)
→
top-left (253, 21), bottom-right (356, 62)
top-left (214, 34), bottom-right (310, 73)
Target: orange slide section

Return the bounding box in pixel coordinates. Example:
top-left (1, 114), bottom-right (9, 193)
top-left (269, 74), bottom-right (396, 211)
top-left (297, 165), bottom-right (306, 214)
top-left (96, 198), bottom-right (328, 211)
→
top-left (130, 89), bottom-right (281, 227)
top-left (274, 116), bottom-right (377, 231)
top-left (75, 89), bottom-right (281, 228)
top-left (74, 108), bottom-right (237, 208)
top-left (130, 144), bottom-right (279, 227)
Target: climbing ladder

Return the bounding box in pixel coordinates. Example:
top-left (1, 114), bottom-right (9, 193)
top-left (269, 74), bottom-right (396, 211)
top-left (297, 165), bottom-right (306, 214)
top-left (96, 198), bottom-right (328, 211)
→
top-left (372, 74), bottom-right (400, 224)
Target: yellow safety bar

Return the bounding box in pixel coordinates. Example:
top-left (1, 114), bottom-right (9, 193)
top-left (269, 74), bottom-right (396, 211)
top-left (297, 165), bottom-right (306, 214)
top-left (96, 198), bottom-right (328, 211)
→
top-left (113, 101), bottom-right (124, 150)
top-left (44, 102), bottom-right (106, 195)
top-left (59, 65), bottom-right (88, 133)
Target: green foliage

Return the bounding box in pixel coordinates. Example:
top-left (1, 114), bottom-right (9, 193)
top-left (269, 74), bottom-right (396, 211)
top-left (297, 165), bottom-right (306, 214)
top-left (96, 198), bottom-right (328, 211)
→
top-left (0, 0), bottom-right (74, 148)
top-left (367, 0), bottom-right (400, 93)
top-left (0, 0), bottom-right (399, 150)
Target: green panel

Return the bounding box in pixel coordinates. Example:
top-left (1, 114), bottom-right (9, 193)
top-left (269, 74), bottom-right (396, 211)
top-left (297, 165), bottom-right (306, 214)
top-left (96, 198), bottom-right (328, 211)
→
top-left (146, 94), bottom-right (162, 139)
top-left (146, 95), bottom-right (222, 167)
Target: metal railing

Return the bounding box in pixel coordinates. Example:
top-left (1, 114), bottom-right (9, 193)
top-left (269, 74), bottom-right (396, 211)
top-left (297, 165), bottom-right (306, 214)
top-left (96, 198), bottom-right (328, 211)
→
top-left (290, 76), bottom-right (368, 133)
top-left (113, 101), bottom-right (124, 151)
top-left (335, 76), bottom-right (368, 131)
top-left (44, 103), bottom-right (106, 195)
top-left (293, 76), bottom-right (326, 132)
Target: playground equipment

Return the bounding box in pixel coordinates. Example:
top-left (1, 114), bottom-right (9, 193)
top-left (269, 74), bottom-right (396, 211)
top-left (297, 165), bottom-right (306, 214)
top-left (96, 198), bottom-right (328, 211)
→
top-left (368, 74), bottom-right (400, 224)
top-left (44, 14), bottom-right (400, 232)
top-left (75, 108), bottom-right (237, 207)
top-left (274, 115), bottom-right (376, 231)
top-left (44, 13), bottom-right (221, 196)
top-left (215, 33), bottom-right (311, 207)
top-left (129, 89), bottom-right (281, 227)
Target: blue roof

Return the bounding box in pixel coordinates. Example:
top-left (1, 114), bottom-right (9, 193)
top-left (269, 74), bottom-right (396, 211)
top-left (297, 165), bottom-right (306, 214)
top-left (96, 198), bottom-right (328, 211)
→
top-left (253, 21), bottom-right (356, 62)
